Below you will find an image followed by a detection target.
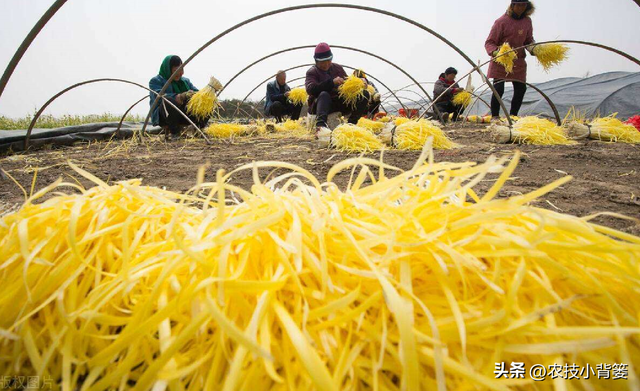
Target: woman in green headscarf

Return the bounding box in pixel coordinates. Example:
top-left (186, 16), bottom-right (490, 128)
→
top-left (149, 55), bottom-right (202, 140)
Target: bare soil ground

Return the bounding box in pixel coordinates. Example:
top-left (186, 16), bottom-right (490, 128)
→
top-left (1, 123), bottom-right (639, 235)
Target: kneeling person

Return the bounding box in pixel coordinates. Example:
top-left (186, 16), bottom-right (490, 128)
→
top-left (265, 70), bottom-right (302, 123)
top-left (305, 43), bottom-right (369, 130)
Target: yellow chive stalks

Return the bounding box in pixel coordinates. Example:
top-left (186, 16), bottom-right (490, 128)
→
top-left (331, 123), bottom-right (383, 152)
top-left (338, 75), bottom-right (366, 109)
top-left (495, 43), bottom-right (518, 74)
top-left (567, 115), bottom-right (640, 144)
top-left (287, 88), bottom-right (308, 106)
top-left (204, 123), bottom-right (247, 138)
top-left (186, 76), bottom-right (223, 121)
top-left (490, 116), bottom-right (574, 145)
top-left (452, 90), bottom-right (473, 108)
top-left (1, 151), bottom-right (640, 390)
top-left (534, 43), bottom-right (570, 72)
top-left (357, 117), bottom-right (386, 133)
top-left (393, 119), bottom-right (458, 150)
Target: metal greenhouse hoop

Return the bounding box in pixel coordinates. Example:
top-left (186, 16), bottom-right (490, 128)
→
top-left (24, 78), bottom-right (210, 150)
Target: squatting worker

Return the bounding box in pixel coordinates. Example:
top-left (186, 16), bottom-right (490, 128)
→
top-left (353, 69), bottom-right (381, 117)
top-left (264, 70), bottom-right (302, 123)
top-left (305, 43), bottom-right (370, 133)
top-left (485, 0), bottom-right (536, 120)
top-left (149, 55), bottom-right (209, 141)
top-left (433, 67), bottom-right (465, 123)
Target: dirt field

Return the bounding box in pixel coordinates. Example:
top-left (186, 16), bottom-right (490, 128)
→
top-left (1, 123), bottom-right (639, 235)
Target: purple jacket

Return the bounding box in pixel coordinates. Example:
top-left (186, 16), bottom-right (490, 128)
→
top-left (485, 13), bottom-right (534, 82)
top-left (305, 63), bottom-right (348, 107)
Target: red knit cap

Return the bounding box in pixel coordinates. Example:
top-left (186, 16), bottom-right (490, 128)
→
top-left (314, 42), bottom-right (333, 61)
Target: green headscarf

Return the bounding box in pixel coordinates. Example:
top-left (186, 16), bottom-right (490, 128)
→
top-left (159, 55), bottom-right (190, 94)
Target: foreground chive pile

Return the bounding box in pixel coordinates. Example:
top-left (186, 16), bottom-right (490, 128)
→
top-left (1, 148), bottom-right (639, 390)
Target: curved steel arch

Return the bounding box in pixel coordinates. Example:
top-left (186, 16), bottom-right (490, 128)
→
top-left (380, 82), bottom-right (435, 98)
top-left (217, 44), bottom-right (438, 117)
top-left (116, 95), bottom-right (148, 136)
top-left (0, 0), bottom-right (68, 101)
top-left (24, 78), bottom-right (210, 150)
top-left (421, 39), bottom-right (640, 122)
top-left (237, 64), bottom-right (407, 117)
top-left (142, 3), bottom-right (511, 137)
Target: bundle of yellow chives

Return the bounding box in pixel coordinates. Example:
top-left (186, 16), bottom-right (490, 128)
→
top-left (1, 152), bottom-right (639, 391)
top-left (204, 122), bottom-right (247, 138)
top-left (357, 117), bottom-right (386, 133)
top-left (567, 115), bottom-right (640, 143)
top-left (277, 119), bottom-right (308, 136)
top-left (331, 123), bottom-right (383, 152)
top-left (338, 75), bottom-right (366, 109)
top-left (287, 88), bottom-right (308, 106)
top-left (452, 90), bottom-right (473, 108)
top-left (533, 43), bottom-right (570, 72)
top-left (495, 42), bottom-right (518, 74)
top-left (491, 116), bottom-right (574, 145)
top-left (377, 115), bottom-right (392, 123)
top-left (393, 119), bottom-right (458, 150)
top-left (394, 116), bottom-right (411, 126)
top-left (186, 76), bottom-right (223, 121)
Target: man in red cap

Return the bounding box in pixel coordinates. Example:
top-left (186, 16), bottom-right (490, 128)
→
top-left (305, 43), bottom-right (370, 132)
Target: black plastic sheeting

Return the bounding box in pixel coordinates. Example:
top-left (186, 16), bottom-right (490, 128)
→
top-left (0, 122), bottom-right (162, 153)
top-left (466, 71), bottom-right (640, 120)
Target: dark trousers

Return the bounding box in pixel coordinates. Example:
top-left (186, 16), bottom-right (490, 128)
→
top-left (435, 101), bottom-right (464, 123)
top-left (491, 79), bottom-right (527, 117)
top-left (313, 90), bottom-right (370, 127)
top-left (268, 101), bottom-right (302, 123)
top-left (159, 99), bottom-right (208, 135)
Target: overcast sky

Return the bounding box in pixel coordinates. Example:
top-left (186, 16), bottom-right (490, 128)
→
top-left (0, 0), bottom-right (638, 117)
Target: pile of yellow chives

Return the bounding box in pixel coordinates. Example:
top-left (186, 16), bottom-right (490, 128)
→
top-left (204, 123), bottom-right (247, 138)
top-left (331, 123), bottom-right (384, 153)
top-left (589, 116), bottom-right (640, 143)
top-left (1, 149), bottom-right (639, 391)
top-left (394, 119), bottom-right (457, 150)
top-left (495, 43), bottom-right (518, 74)
top-left (356, 117), bottom-right (386, 133)
top-left (493, 117), bottom-right (574, 145)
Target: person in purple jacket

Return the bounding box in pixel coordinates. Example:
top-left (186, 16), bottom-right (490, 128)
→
top-left (305, 43), bottom-right (370, 131)
top-left (485, 0), bottom-right (536, 120)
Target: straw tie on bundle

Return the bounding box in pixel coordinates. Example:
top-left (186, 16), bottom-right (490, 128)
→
top-left (533, 43), bottom-right (570, 72)
top-left (490, 116), bottom-right (574, 145)
top-left (495, 43), bottom-right (518, 74)
top-left (186, 76), bottom-right (223, 121)
top-left (287, 88), bottom-right (308, 106)
top-left (1, 149), bottom-right (639, 391)
top-left (338, 75), bottom-right (366, 109)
